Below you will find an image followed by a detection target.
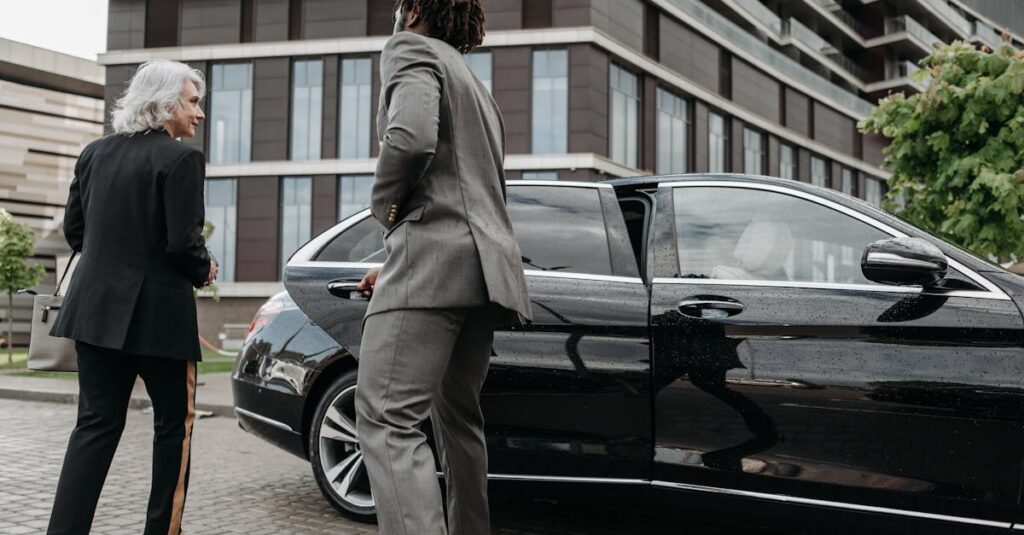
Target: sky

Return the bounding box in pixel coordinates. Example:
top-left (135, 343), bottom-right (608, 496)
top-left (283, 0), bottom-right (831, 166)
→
top-left (0, 0), bottom-right (109, 60)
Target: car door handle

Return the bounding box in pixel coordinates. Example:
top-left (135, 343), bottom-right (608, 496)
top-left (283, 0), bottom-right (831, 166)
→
top-left (678, 298), bottom-right (744, 319)
top-left (327, 279), bottom-right (368, 300)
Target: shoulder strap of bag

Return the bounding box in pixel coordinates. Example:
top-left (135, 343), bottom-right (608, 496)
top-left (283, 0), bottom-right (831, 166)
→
top-left (54, 251), bottom-right (78, 298)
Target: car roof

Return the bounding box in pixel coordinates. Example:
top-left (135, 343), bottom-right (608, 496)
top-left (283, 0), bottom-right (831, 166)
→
top-left (604, 173), bottom-right (805, 189)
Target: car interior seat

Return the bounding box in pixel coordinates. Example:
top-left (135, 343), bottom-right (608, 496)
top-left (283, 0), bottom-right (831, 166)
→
top-left (712, 218), bottom-right (794, 280)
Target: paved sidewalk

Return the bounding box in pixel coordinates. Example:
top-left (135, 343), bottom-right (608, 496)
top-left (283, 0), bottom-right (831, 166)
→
top-left (0, 398), bottom-right (779, 534)
top-left (0, 371), bottom-right (235, 416)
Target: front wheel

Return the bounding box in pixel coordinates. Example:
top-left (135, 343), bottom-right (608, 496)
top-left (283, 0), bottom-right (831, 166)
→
top-left (309, 370), bottom-right (377, 522)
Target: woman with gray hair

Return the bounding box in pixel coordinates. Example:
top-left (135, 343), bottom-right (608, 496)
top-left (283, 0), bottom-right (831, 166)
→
top-left (47, 59), bottom-right (216, 535)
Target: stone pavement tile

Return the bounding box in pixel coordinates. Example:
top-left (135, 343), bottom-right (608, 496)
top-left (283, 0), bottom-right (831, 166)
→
top-left (0, 398), bottom-right (783, 535)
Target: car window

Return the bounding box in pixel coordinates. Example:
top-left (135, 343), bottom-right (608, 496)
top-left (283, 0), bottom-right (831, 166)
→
top-left (508, 186), bottom-right (613, 276)
top-left (672, 186), bottom-right (890, 285)
top-left (315, 215), bottom-right (386, 263)
top-left (619, 197), bottom-right (649, 269)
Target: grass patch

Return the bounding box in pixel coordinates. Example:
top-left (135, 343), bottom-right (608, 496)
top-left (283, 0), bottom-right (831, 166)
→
top-left (0, 349), bottom-right (29, 370)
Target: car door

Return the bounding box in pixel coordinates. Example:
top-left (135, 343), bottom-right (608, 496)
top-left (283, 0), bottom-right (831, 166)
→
top-left (483, 183), bottom-right (651, 481)
top-left (285, 183), bottom-right (652, 481)
top-left (285, 210), bottom-right (383, 360)
top-left (649, 181), bottom-right (1024, 529)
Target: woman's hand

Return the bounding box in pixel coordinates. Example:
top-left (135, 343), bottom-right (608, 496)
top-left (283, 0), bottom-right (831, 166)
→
top-left (357, 267), bottom-right (381, 298)
top-left (205, 261), bottom-right (219, 286)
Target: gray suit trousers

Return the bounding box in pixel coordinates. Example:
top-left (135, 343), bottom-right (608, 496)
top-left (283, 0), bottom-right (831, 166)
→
top-left (356, 305), bottom-right (499, 535)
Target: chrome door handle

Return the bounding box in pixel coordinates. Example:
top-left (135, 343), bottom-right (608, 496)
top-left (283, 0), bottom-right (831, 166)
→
top-left (678, 299), bottom-right (744, 319)
top-left (327, 280), bottom-right (368, 300)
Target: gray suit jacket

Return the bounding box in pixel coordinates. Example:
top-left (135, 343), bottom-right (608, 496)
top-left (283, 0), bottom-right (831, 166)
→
top-left (366, 32), bottom-right (532, 325)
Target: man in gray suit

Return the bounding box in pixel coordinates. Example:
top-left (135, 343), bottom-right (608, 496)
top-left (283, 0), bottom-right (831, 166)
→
top-left (354, 1), bottom-right (531, 533)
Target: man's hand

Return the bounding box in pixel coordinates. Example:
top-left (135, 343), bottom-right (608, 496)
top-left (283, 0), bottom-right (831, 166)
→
top-left (205, 261), bottom-right (219, 287)
top-left (357, 267), bottom-right (381, 298)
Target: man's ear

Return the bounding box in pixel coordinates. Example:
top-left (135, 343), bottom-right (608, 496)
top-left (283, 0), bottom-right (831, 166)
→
top-left (407, 3), bottom-right (422, 27)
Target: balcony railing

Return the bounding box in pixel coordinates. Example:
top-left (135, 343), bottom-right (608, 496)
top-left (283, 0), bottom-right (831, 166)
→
top-left (970, 20), bottom-right (1003, 48)
top-left (919, 0), bottom-right (971, 37)
top-left (904, 16), bottom-right (944, 48)
top-left (810, 0), bottom-right (869, 37)
top-left (827, 50), bottom-right (869, 80)
top-left (886, 59), bottom-right (920, 79)
top-left (732, 0), bottom-right (784, 36)
top-left (782, 17), bottom-right (829, 52)
top-left (668, 0), bottom-right (876, 117)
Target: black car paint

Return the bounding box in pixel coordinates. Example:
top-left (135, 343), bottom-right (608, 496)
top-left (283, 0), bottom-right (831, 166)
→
top-left (232, 175), bottom-right (1024, 530)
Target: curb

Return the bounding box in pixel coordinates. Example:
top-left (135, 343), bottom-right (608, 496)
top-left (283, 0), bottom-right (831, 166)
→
top-left (0, 387), bottom-right (236, 418)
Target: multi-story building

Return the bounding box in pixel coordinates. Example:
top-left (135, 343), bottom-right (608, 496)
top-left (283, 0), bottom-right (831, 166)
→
top-left (0, 38), bottom-right (104, 345)
top-left (97, 0), bottom-right (1024, 344)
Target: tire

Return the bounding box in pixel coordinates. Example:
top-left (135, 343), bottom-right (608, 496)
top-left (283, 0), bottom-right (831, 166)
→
top-left (309, 370), bottom-right (377, 523)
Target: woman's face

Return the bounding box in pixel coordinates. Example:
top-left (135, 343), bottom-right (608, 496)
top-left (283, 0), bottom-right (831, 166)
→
top-left (165, 80), bottom-right (204, 139)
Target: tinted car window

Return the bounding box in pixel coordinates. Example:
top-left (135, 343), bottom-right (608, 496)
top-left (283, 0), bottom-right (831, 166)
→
top-left (673, 187), bottom-right (889, 285)
top-left (316, 216), bottom-right (386, 263)
top-left (508, 186), bottom-right (613, 275)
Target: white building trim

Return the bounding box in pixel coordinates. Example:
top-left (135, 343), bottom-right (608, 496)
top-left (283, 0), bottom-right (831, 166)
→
top-left (206, 153), bottom-right (644, 179)
top-left (98, 29), bottom-right (889, 178)
top-left (197, 282), bottom-right (285, 299)
top-left (98, 24), bottom-right (874, 121)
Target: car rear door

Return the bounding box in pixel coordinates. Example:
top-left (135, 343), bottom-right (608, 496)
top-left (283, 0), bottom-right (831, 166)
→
top-left (285, 210), bottom-right (383, 358)
top-left (285, 183), bottom-right (654, 482)
top-left (649, 181), bottom-right (1024, 529)
top-left (483, 183), bottom-right (651, 481)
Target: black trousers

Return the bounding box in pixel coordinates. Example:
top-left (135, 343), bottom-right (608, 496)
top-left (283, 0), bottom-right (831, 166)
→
top-left (47, 342), bottom-right (197, 535)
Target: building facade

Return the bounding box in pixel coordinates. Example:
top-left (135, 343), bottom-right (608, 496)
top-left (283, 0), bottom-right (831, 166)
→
top-left (98, 0), bottom-right (1023, 345)
top-left (0, 39), bottom-right (104, 345)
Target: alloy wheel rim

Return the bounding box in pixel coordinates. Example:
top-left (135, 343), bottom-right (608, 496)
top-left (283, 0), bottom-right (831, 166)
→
top-left (318, 385), bottom-right (374, 509)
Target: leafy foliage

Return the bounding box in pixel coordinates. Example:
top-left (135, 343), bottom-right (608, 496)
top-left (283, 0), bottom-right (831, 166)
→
top-left (0, 209), bottom-right (44, 362)
top-left (859, 41), bottom-right (1024, 263)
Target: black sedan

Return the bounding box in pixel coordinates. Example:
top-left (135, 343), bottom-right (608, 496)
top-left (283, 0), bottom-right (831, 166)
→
top-left (232, 174), bottom-right (1024, 533)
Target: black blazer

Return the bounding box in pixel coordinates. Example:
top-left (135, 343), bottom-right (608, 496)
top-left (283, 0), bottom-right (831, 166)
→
top-left (51, 130), bottom-right (211, 361)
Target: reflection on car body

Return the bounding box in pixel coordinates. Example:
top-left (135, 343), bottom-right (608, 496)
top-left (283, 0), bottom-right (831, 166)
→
top-left (232, 174), bottom-right (1024, 532)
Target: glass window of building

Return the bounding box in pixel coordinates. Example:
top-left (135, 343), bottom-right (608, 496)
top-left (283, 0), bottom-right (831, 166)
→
top-left (209, 63), bottom-right (253, 164)
top-left (811, 156), bottom-right (829, 188)
top-left (338, 175), bottom-right (373, 220)
top-left (743, 128), bottom-right (764, 174)
top-left (708, 112), bottom-right (728, 173)
top-left (339, 58), bottom-right (372, 159)
top-left (280, 177), bottom-right (313, 274)
top-left (522, 171), bottom-right (559, 180)
top-left (531, 49), bottom-right (568, 155)
top-left (841, 168), bottom-right (857, 197)
top-left (466, 51), bottom-right (492, 92)
top-left (204, 179), bottom-right (236, 282)
top-left (656, 88), bottom-right (689, 174)
top-left (610, 64), bottom-right (640, 168)
top-left (779, 144), bottom-right (796, 180)
top-left (865, 178), bottom-right (883, 207)
top-left (291, 59), bottom-right (323, 161)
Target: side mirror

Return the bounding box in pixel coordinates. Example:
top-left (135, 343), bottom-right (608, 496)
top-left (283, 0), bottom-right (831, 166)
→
top-left (861, 237), bottom-right (948, 287)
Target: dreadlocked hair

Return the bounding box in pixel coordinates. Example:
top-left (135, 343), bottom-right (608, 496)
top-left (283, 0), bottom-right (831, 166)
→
top-left (396, 0), bottom-right (486, 54)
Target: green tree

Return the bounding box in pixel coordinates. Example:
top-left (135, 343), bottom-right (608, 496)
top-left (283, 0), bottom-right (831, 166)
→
top-left (859, 40), bottom-right (1024, 264)
top-left (0, 209), bottom-right (44, 363)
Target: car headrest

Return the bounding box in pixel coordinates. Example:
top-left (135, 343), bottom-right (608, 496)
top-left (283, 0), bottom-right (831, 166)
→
top-left (734, 218), bottom-right (794, 274)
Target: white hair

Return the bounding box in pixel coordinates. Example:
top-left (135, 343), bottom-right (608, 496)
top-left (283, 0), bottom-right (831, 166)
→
top-left (111, 60), bottom-right (206, 135)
